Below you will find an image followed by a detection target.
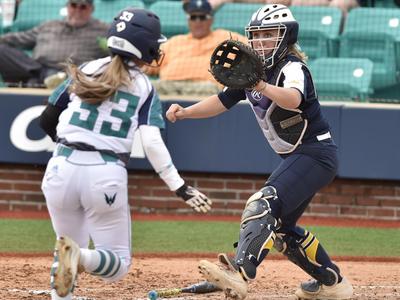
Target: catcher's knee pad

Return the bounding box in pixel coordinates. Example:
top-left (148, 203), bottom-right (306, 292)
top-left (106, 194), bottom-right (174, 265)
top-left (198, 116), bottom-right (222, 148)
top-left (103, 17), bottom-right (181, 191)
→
top-left (234, 186), bottom-right (279, 281)
top-left (274, 230), bottom-right (340, 286)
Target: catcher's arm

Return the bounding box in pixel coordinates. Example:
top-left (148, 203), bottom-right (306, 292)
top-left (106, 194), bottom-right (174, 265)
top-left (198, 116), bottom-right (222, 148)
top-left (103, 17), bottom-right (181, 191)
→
top-left (254, 79), bottom-right (302, 109)
top-left (166, 95), bottom-right (226, 123)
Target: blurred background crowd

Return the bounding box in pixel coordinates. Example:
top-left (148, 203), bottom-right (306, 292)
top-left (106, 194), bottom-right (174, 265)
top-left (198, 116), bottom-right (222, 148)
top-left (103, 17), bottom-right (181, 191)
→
top-left (0, 0), bottom-right (399, 102)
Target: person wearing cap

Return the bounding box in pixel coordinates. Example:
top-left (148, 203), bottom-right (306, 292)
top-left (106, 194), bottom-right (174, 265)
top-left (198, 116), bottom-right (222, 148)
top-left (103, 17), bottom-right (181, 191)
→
top-left (0, 0), bottom-right (108, 87)
top-left (147, 0), bottom-right (246, 95)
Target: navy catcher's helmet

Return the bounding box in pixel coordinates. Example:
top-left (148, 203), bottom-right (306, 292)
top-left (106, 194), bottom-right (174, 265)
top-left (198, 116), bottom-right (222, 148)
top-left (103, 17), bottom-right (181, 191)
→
top-left (107, 8), bottom-right (167, 64)
top-left (245, 4), bottom-right (298, 69)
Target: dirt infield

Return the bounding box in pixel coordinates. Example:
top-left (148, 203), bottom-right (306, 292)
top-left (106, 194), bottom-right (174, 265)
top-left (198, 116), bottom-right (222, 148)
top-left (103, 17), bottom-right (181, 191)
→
top-left (0, 256), bottom-right (399, 300)
top-left (1, 212), bottom-right (400, 299)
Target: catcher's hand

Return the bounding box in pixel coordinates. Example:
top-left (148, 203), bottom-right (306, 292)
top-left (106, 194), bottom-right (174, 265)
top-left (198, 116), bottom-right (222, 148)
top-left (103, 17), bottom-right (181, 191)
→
top-left (210, 39), bottom-right (264, 89)
top-left (176, 184), bottom-right (212, 213)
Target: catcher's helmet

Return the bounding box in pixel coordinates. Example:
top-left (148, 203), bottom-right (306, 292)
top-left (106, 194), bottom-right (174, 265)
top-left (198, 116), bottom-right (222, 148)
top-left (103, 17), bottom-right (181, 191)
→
top-left (107, 8), bottom-right (167, 64)
top-left (245, 4), bottom-right (298, 69)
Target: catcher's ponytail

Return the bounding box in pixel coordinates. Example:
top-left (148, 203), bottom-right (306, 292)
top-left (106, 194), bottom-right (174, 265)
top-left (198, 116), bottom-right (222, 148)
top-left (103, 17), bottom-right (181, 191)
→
top-left (67, 55), bottom-right (131, 105)
top-left (287, 43), bottom-right (308, 63)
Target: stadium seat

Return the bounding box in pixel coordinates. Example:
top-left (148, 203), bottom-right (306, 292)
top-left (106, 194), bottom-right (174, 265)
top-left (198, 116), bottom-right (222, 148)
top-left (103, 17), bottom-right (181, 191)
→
top-left (290, 6), bottom-right (342, 60)
top-left (309, 57), bottom-right (373, 101)
top-left (213, 3), bottom-right (261, 36)
top-left (149, 1), bottom-right (188, 37)
top-left (374, 0), bottom-right (400, 8)
top-left (339, 8), bottom-right (400, 89)
top-left (94, 0), bottom-right (145, 23)
top-left (12, 0), bottom-right (65, 32)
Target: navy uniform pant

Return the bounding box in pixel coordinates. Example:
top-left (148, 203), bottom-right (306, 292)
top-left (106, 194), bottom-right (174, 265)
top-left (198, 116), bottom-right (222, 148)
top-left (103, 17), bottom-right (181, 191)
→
top-left (266, 140), bottom-right (338, 233)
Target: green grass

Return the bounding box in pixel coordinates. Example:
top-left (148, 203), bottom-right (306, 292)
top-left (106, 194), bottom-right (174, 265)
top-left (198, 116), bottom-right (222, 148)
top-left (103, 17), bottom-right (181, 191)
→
top-left (0, 219), bottom-right (399, 257)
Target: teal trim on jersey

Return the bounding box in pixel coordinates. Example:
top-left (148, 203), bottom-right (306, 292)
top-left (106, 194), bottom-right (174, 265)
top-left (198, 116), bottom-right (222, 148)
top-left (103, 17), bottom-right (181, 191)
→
top-left (92, 250), bottom-right (107, 274)
top-left (100, 152), bottom-right (118, 163)
top-left (70, 102), bottom-right (100, 131)
top-left (55, 144), bottom-right (119, 163)
top-left (100, 91), bottom-right (139, 138)
top-left (56, 145), bottom-right (73, 157)
top-left (148, 92), bottom-right (165, 129)
top-left (48, 79), bottom-right (71, 105)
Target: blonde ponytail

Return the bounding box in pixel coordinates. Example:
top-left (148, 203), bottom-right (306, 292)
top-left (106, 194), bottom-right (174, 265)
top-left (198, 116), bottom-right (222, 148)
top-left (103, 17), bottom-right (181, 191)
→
top-left (67, 55), bottom-right (131, 104)
top-left (287, 43), bottom-right (308, 63)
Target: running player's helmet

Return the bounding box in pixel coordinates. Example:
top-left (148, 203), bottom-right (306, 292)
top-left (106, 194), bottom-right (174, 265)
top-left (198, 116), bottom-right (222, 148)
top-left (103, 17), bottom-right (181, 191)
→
top-left (107, 8), bottom-right (167, 64)
top-left (245, 4), bottom-right (298, 69)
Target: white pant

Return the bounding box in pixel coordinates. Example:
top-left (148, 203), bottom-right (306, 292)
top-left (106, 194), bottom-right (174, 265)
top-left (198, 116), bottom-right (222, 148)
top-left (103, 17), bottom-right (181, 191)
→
top-left (42, 151), bottom-right (132, 264)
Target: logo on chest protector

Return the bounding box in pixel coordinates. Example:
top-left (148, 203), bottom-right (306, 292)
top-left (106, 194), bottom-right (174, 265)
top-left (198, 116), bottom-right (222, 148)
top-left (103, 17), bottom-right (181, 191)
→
top-left (251, 89), bottom-right (263, 101)
top-left (104, 193), bottom-right (117, 206)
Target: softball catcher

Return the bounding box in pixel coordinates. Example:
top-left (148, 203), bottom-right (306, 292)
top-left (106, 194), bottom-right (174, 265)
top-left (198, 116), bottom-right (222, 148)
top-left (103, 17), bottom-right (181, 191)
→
top-left (39, 8), bottom-right (211, 300)
top-left (167, 4), bottom-right (353, 300)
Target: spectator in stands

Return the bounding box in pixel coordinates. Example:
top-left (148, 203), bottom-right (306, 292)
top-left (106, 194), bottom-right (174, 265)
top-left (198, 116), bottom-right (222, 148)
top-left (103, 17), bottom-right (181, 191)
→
top-left (208, 0), bottom-right (291, 10)
top-left (148, 0), bottom-right (246, 95)
top-left (290, 0), bottom-right (359, 17)
top-left (208, 0), bottom-right (358, 17)
top-left (0, 0), bottom-right (108, 87)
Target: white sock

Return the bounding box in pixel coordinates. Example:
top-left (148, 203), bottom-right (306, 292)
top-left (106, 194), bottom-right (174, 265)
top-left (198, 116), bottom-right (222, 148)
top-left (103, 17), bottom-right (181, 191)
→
top-left (79, 248), bottom-right (102, 273)
top-left (79, 248), bottom-right (127, 281)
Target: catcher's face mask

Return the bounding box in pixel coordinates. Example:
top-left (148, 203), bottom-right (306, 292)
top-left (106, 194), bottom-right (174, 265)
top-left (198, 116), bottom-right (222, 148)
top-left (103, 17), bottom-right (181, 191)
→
top-left (245, 4), bottom-right (299, 69)
top-left (246, 25), bottom-right (286, 68)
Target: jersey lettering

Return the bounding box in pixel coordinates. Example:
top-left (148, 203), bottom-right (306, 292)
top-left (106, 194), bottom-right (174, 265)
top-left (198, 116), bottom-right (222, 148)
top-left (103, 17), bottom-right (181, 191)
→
top-left (70, 102), bottom-right (99, 131)
top-left (100, 91), bottom-right (139, 138)
top-left (68, 91), bottom-right (139, 139)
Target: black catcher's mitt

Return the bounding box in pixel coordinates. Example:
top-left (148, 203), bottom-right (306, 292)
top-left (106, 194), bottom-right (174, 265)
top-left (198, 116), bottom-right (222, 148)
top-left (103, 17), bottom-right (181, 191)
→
top-left (210, 39), bottom-right (264, 89)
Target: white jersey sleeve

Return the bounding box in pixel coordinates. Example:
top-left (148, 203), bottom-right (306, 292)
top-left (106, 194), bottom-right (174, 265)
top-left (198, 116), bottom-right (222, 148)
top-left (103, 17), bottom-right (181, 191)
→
top-left (282, 61), bottom-right (305, 95)
top-left (139, 125), bottom-right (184, 191)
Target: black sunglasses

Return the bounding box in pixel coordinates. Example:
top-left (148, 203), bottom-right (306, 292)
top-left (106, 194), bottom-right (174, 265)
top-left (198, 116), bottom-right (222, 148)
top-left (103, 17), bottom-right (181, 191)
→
top-left (69, 3), bottom-right (89, 10)
top-left (188, 14), bottom-right (210, 21)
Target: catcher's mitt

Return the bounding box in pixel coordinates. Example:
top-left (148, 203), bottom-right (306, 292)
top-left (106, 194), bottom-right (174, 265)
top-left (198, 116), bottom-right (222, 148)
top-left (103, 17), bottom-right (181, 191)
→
top-left (210, 39), bottom-right (264, 89)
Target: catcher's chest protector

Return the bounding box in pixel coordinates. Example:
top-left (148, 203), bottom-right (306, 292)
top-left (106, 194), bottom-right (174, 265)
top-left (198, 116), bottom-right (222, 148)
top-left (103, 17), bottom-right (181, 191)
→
top-left (245, 57), bottom-right (309, 154)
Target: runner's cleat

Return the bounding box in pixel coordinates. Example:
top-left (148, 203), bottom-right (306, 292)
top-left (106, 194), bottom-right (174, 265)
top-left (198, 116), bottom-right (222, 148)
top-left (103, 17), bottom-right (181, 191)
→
top-left (53, 236), bottom-right (80, 297)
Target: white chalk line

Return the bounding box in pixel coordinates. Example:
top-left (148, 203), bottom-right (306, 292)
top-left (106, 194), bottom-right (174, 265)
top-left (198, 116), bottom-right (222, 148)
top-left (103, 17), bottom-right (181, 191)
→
top-left (7, 286), bottom-right (400, 299)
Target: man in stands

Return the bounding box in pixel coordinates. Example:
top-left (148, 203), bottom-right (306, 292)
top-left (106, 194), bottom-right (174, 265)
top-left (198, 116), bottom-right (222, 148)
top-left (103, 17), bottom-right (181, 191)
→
top-left (0, 0), bottom-right (108, 87)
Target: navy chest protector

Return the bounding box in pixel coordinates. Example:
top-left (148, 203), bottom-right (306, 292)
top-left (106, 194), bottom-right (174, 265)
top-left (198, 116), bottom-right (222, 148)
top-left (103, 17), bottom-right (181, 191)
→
top-left (246, 57), bottom-right (309, 154)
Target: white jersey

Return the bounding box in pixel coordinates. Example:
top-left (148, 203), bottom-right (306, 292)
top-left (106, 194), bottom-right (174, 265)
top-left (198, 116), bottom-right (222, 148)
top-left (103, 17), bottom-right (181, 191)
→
top-left (49, 56), bottom-right (164, 156)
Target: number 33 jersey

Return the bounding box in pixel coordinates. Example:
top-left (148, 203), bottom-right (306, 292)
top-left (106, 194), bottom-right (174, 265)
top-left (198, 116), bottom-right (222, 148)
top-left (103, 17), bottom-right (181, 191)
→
top-left (48, 57), bottom-right (165, 155)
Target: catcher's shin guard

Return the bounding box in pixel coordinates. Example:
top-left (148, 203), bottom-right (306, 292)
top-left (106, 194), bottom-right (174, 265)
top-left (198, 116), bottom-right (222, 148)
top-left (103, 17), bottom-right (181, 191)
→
top-left (234, 186), bottom-right (278, 280)
top-left (274, 229), bottom-right (340, 286)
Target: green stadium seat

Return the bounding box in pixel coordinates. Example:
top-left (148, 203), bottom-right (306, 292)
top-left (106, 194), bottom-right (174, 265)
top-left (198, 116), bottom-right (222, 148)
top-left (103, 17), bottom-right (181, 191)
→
top-left (290, 6), bottom-right (342, 60)
top-left (12, 0), bottom-right (65, 32)
top-left (374, 0), bottom-right (400, 8)
top-left (142, 0), bottom-right (158, 9)
top-left (339, 8), bottom-right (400, 89)
top-left (94, 0), bottom-right (145, 23)
top-left (309, 57), bottom-right (373, 101)
top-left (213, 3), bottom-right (261, 36)
top-left (149, 1), bottom-right (188, 37)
